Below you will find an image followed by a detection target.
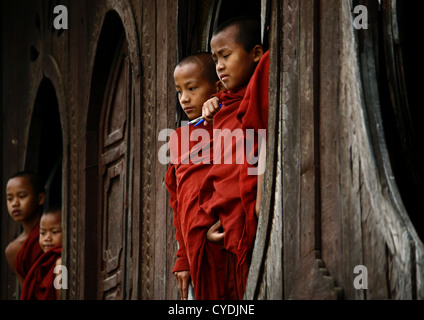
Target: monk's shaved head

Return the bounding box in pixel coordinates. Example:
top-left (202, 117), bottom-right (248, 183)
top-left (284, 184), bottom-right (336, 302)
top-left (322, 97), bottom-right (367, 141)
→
top-left (176, 52), bottom-right (219, 85)
top-left (213, 16), bottom-right (262, 52)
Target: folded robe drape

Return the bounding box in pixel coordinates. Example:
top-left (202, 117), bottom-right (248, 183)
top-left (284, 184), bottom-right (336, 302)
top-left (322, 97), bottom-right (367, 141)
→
top-left (236, 50), bottom-right (270, 270)
top-left (166, 123), bottom-right (225, 299)
top-left (20, 244), bottom-right (62, 300)
top-left (15, 222), bottom-right (43, 281)
top-left (188, 87), bottom-right (249, 299)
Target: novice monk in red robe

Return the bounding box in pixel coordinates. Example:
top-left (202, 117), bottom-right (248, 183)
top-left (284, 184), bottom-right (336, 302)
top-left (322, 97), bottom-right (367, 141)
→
top-left (5, 172), bottom-right (46, 288)
top-left (21, 204), bottom-right (63, 300)
top-left (165, 52), bottom-right (225, 300)
top-left (188, 17), bottom-right (266, 299)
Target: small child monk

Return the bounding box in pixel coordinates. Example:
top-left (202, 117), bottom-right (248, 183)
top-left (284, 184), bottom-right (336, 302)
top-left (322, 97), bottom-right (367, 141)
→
top-left (20, 204), bottom-right (63, 300)
top-left (5, 171), bottom-right (46, 288)
top-left (165, 52), bottom-right (225, 300)
top-left (188, 16), bottom-right (269, 300)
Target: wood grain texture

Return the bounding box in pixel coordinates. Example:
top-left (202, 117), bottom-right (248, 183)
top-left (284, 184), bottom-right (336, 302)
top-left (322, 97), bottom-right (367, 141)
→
top-left (2, 0), bottom-right (423, 301)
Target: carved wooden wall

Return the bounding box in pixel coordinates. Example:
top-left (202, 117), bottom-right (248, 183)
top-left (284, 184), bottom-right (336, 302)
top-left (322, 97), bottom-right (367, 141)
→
top-left (1, 0), bottom-right (422, 300)
top-left (74, 0), bottom-right (179, 300)
top-left (1, 0), bottom-right (70, 298)
top-left (0, 0), bottom-right (179, 300)
top-left (245, 0), bottom-right (424, 300)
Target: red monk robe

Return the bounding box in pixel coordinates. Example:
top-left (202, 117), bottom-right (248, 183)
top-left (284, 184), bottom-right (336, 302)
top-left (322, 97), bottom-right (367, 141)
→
top-left (188, 87), bottom-right (249, 299)
top-left (15, 222), bottom-right (44, 282)
top-left (236, 50), bottom-right (270, 266)
top-left (237, 51), bottom-right (269, 131)
top-left (190, 52), bottom-right (270, 299)
top-left (165, 122), bottom-right (225, 300)
top-left (20, 244), bottom-right (62, 300)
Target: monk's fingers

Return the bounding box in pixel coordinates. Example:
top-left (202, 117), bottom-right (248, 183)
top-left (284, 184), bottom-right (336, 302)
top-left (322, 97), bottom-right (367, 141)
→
top-left (208, 230), bottom-right (225, 243)
top-left (208, 100), bottom-right (220, 115)
top-left (180, 273), bottom-right (191, 300)
top-left (207, 230), bottom-right (217, 243)
top-left (202, 98), bottom-right (220, 119)
top-left (202, 106), bottom-right (215, 121)
top-left (202, 100), bottom-right (213, 115)
top-left (216, 231), bottom-right (225, 241)
top-left (209, 220), bottom-right (221, 232)
top-left (204, 96), bottom-right (219, 109)
top-left (207, 221), bottom-right (219, 239)
top-left (201, 110), bottom-right (213, 123)
top-left (181, 282), bottom-right (188, 300)
top-left (174, 272), bottom-right (185, 299)
top-left (208, 223), bottom-right (218, 232)
top-left (177, 278), bottom-right (185, 299)
top-left (212, 231), bottom-right (225, 244)
top-left (214, 220), bottom-right (222, 228)
top-left (210, 97), bottom-right (220, 110)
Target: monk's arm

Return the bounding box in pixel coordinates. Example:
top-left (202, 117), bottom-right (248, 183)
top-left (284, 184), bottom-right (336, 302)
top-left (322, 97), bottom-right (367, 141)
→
top-left (5, 240), bottom-right (25, 288)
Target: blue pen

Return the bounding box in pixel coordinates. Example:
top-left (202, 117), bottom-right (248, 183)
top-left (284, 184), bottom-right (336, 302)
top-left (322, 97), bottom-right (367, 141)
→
top-left (194, 102), bottom-right (222, 127)
top-left (193, 118), bottom-right (205, 127)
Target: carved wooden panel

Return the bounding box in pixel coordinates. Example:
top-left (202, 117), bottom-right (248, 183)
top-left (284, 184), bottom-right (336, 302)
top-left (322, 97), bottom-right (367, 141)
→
top-left (98, 38), bottom-right (131, 300)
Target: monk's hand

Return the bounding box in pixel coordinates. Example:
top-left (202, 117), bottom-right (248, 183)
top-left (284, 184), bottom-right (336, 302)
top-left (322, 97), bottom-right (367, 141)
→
top-left (174, 270), bottom-right (191, 300)
top-left (207, 220), bottom-right (225, 244)
top-left (202, 97), bottom-right (220, 125)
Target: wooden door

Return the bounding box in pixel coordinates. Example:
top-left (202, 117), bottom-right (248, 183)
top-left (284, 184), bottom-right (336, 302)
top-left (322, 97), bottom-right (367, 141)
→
top-left (97, 36), bottom-right (132, 300)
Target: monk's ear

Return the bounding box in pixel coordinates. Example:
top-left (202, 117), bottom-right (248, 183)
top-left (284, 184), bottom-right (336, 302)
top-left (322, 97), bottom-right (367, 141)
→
top-left (252, 45), bottom-right (264, 63)
top-left (37, 192), bottom-right (46, 206)
top-left (216, 80), bottom-right (225, 92)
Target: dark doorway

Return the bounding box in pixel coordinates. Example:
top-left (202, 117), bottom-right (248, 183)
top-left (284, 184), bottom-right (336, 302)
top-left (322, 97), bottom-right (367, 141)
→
top-left (25, 78), bottom-right (63, 206)
top-left (377, 2), bottom-right (424, 240)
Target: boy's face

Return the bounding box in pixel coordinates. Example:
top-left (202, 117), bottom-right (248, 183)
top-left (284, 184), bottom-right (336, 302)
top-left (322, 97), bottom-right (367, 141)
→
top-left (174, 62), bottom-right (218, 120)
top-left (39, 211), bottom-right (62, 252)
top-left (6, 176), bottom-right (44, 223)
top-left (211, 25), bottom-right (263, 91)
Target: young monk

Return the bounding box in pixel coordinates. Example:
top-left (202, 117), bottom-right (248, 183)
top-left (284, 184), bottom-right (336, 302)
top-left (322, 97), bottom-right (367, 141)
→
top-left (20, 204), bottom-right (63, 300)
top-left (165, 52), bottom-right (225, 300)
top-left (187, 17), bottom-right (269, 300)
top-left (5, 171), bottom-right (45, 288)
